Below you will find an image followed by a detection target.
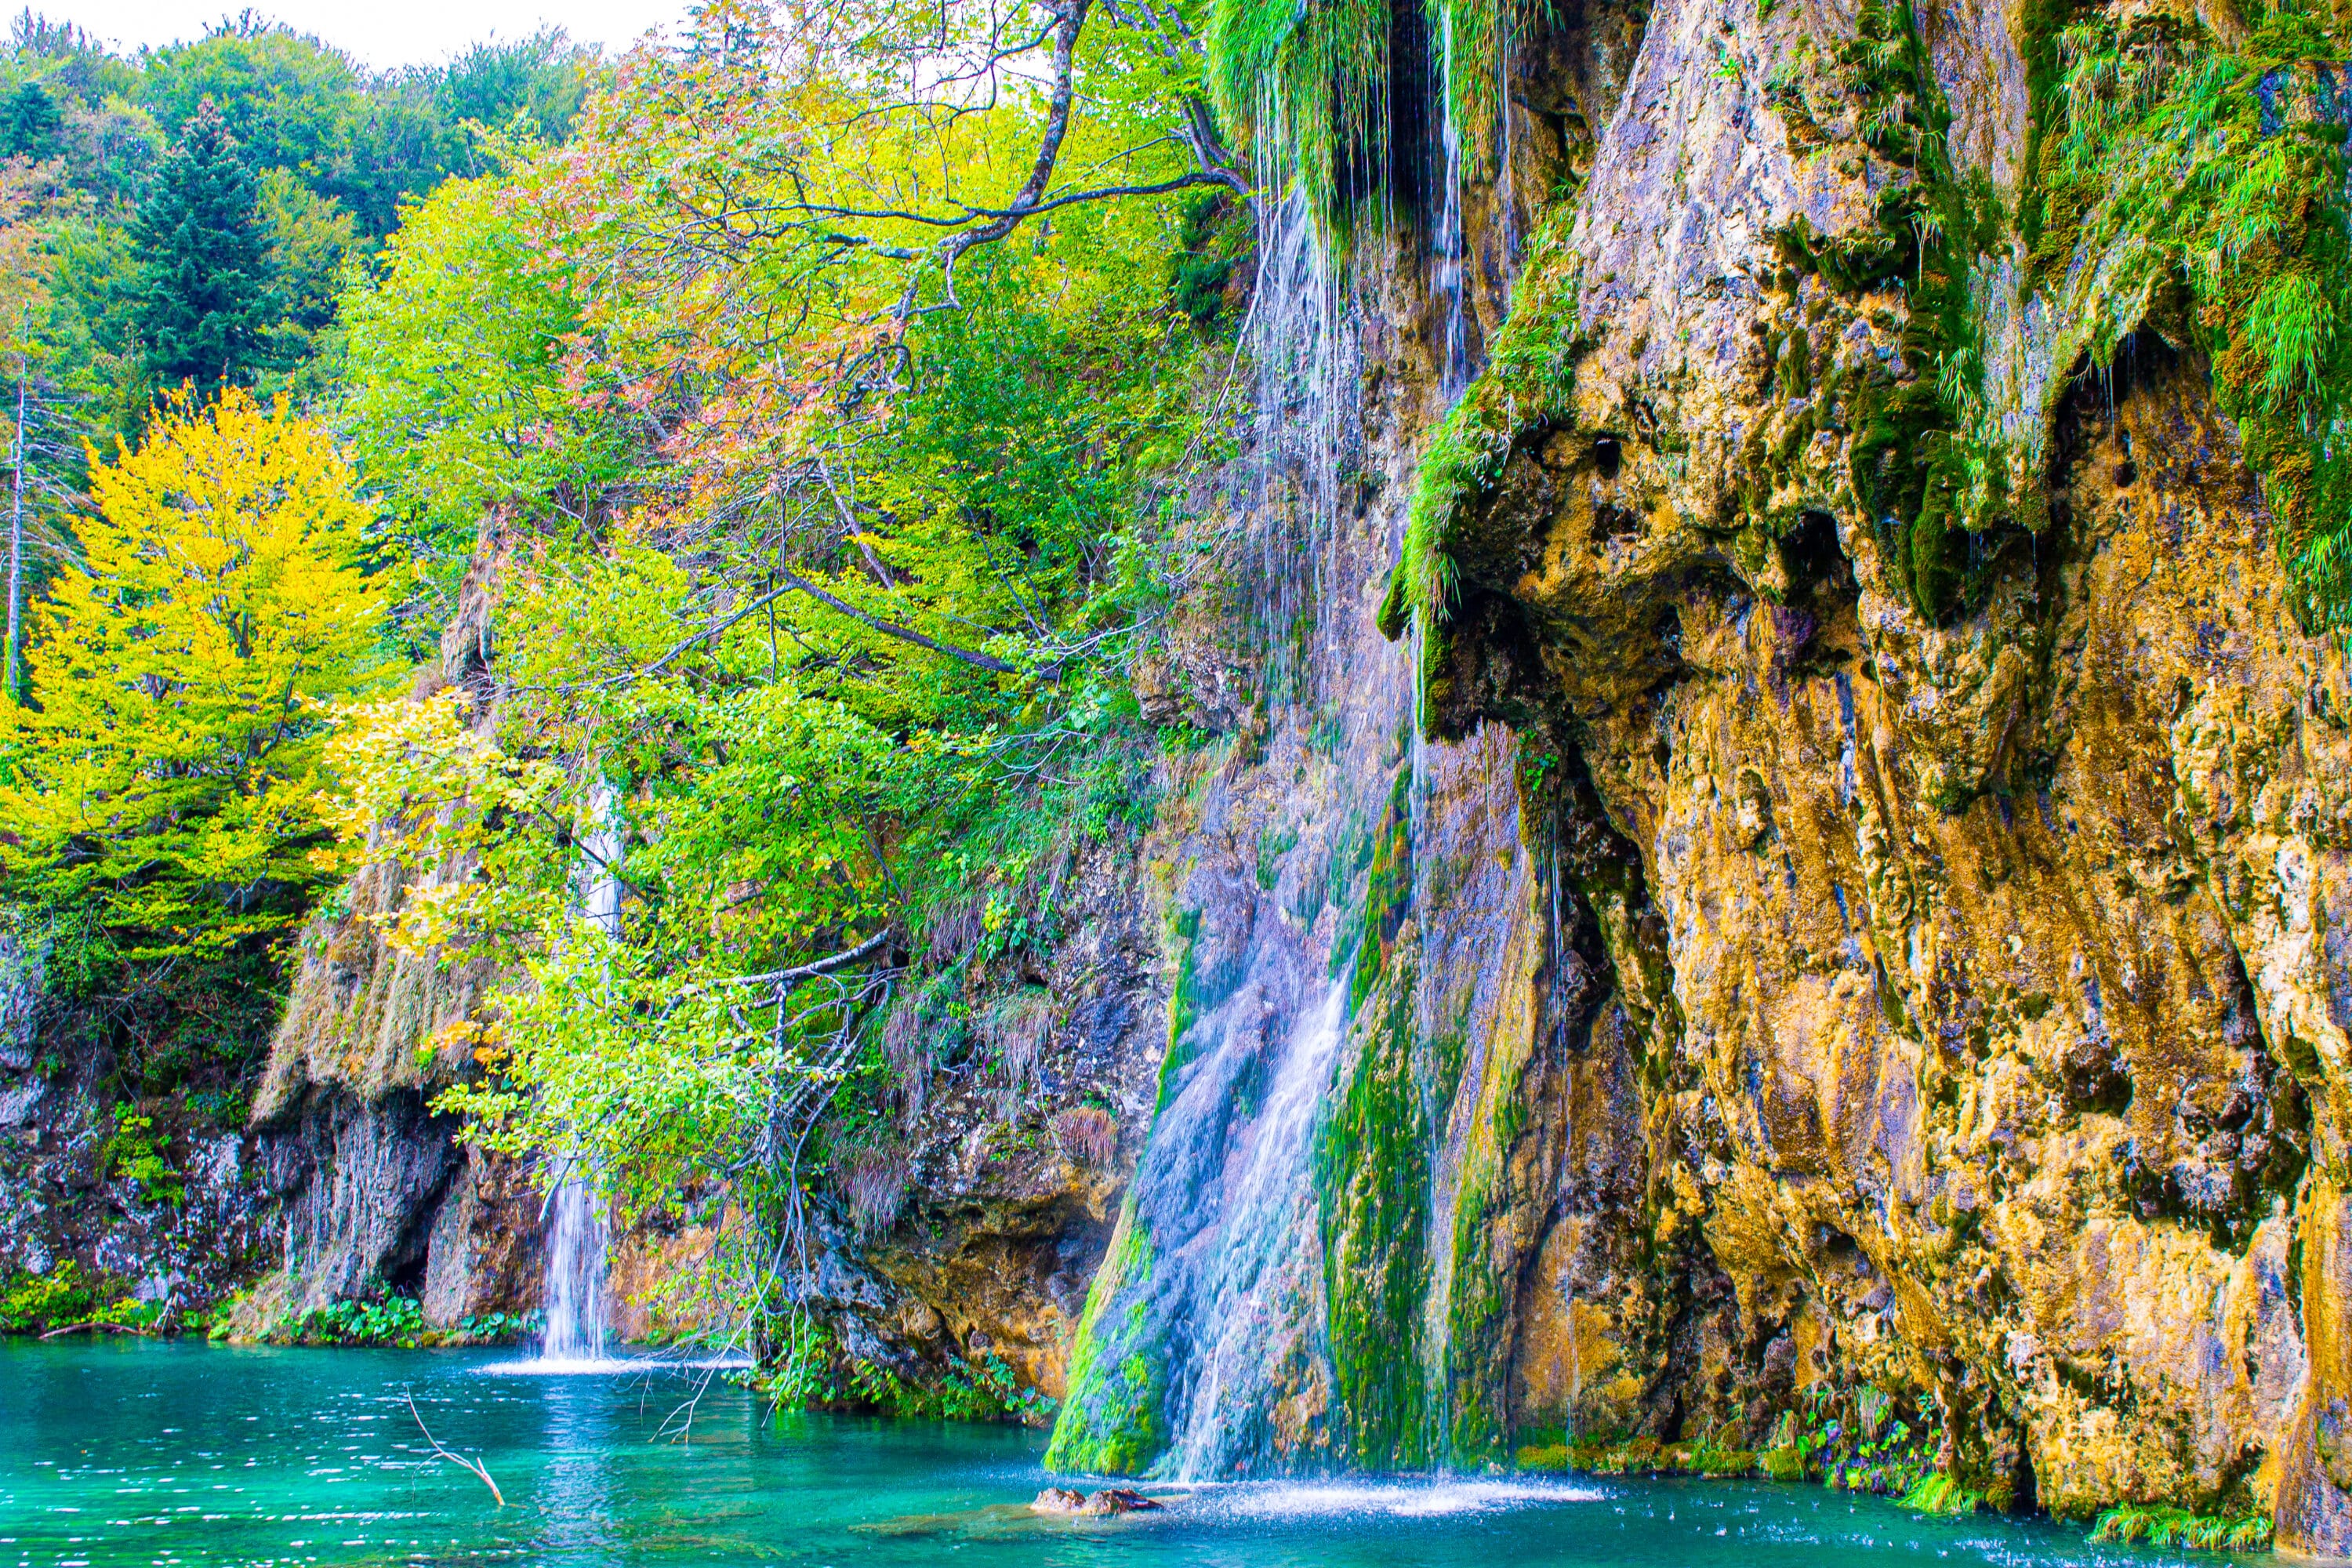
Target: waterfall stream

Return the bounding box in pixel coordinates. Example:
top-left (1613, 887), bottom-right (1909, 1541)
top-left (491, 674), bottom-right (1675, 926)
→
top-left (539, 1175), bottom-right (612, 1365)
top-left (534, 778), bottom-right (622, 1368)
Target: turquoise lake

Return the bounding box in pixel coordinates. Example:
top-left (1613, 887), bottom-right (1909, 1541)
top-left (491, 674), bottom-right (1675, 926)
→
top-left (0, 1340), bottom-right (2241, 1566)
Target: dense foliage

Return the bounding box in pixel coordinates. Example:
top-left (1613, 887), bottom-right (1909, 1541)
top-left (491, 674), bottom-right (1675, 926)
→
top-left (0, 388), bottom-right (384, 964)
top-left (0, 0), bottom-right (1246, 1357)
top-left (325, 0), bottom-right (1239, 1341)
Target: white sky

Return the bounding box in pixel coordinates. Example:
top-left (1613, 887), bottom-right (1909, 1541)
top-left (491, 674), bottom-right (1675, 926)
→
top-left (38, 0), bottom-right (693, 69)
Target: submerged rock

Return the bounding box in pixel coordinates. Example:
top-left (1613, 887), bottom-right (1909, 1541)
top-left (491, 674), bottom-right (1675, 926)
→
top-left (1031, 1486), bottom-right (1162, 1518)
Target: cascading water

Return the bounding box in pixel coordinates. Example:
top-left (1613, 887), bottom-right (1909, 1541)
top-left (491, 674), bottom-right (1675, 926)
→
top-left (1163, 971), bottom-right (1356, 1473)
top-left (1044, 77), bottom-right (1413, 1475)
top-left (534, 778), bottom-right (622, 1368)
top-left (540, 1174), bottom-right (611, 1364)
top-left (1047, 8), bottom-right (1561, 1481)
top-left (1433, 3), bottom-right (1471, 399)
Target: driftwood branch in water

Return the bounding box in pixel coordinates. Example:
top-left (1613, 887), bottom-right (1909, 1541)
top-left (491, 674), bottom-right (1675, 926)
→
top-left (405, 1388), bottom-right (508, 1506)
top-left (38, 1320), bottom-right (154, 1340)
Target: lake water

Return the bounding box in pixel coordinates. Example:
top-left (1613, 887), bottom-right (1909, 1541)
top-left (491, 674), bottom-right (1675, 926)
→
top-left (0, 1340), bottom-right (2227, 1566)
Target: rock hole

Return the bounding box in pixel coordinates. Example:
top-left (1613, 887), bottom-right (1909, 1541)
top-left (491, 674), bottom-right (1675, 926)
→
top-left (1780, 510), bottom-right (1855, 606)
top-left (1593, 434), bottom-right (1623, 480)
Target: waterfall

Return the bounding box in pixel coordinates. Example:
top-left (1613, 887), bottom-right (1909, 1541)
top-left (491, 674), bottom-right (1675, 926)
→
top-left (1162, 972), bottom-right (1356, 1474)
top-left (1434, 3), bottom-right (1471, 398)
top-left (540, 1175), bottom-right (611, 1364)
top-left (1046, 19), bottom-right (1550, 1478)
top-left (535, 777), bottom-right (621, 1367)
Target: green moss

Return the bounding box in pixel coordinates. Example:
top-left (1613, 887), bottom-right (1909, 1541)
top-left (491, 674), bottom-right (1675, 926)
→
top-left (1043, 1215), bottom-right (1167, 1473)
top-left (1316, 971), bottom-right (1436, 1468)
top-left (1526, 1433), bottom-right (1759, 1476)
top-left (1206, 0), bottom-right (1392, 222)
top-left (1336, 769), bottom-right (1414, 1012)
top-left (2034, 0), bottom-right (2352, 634)
top-left (1157, 907), bottom-right (1206, 1112)
top-left (1788, 0), bottom-right (2011, 622)
top-left (1383, 210), bottom-right (1590, 688)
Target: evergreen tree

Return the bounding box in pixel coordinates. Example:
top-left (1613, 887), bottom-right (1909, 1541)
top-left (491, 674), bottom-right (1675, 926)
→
top-left (0, 81), bottom-right (61, 161)
top-left (131, 99), bottom-right (275, 390)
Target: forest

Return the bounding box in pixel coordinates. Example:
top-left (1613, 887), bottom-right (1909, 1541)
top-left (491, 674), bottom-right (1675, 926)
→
top-left (0, 0), bottom-right (1250, 1361)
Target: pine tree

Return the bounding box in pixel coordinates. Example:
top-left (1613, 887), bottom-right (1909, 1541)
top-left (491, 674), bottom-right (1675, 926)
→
top-left (0, 81), bottom-right (60, 162)
top-left (132, 99), bottom-right (276, 390)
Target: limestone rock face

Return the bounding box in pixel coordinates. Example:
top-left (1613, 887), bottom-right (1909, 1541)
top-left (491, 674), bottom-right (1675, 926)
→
top-left (1390, 0), bottom-right (2352, 1539)
top-left (238, 516), bottom-right (544, 1330)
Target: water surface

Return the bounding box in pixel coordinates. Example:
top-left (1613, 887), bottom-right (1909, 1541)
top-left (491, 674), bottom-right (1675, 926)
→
top-left (0, 1341), bottom-right (2234, 1566)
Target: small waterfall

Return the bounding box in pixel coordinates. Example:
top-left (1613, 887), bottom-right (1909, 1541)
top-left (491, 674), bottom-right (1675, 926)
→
top-left (1164, 973), bottom-right (1356, 1473)
top-left (1240, 78), bottom-right (1359, 698)
top-left (540, 1175), bottom-right (611, 1364)
top-left (1433, 3), bottom-right (1471, 397)
top-left (535, 777), bottom-right (622, 1367)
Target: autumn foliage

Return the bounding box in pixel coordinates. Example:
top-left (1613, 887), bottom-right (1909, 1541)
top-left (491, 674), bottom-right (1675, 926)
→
top-left (0, 388), bottom-right (384, 962)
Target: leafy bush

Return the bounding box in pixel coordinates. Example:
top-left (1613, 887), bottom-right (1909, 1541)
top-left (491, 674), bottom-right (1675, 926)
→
top-left (0, 1263), bottom-right (100, 1331)
top-left (455, 1311), bottom-right (534, 1343)
top-left (2089, 1504), bottom-right (2272, 1552)
top-left (281, 1295), bottom-right (426, 1347)
top-left (1899, 1472), bottom-right (1981, 1516)
top-left (102, 1107), bottom-right (185, 1206)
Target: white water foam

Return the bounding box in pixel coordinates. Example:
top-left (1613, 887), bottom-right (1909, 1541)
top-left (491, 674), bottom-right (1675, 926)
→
top-left (1192, 1477), bottom-right (1610, 1520)
top-left (477, 1353), bottom-right (753, 1377)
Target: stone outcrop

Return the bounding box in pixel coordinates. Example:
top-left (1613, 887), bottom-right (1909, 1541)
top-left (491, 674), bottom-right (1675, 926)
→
top-left (1354, 0), bottom-right (2352, 1543)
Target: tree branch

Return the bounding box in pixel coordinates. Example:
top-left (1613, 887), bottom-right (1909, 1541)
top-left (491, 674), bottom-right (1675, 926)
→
top-left (721, 927), bottom-right (895, 989)
top-left (775, 571), bottom-right (1014, 673)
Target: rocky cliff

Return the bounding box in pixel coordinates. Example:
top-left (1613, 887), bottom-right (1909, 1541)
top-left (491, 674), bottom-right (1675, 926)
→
top-left (1040, 0), bottom-right (2352, 1552)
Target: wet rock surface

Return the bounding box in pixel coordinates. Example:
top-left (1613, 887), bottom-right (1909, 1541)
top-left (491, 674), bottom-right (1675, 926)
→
top-left (1031, 1486), bottom-right (1163, 1516)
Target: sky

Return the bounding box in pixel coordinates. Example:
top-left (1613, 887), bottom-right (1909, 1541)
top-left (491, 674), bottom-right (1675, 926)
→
top-left (39, 0), bottom-right (693, 68)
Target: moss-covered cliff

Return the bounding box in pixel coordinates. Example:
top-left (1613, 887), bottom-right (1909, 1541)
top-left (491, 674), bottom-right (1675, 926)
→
top-left (1349, 0), bottom-right (2352, 1544)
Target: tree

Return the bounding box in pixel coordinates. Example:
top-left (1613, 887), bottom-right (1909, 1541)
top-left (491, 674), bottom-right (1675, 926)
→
top-left (0, 155), bottom-right (56, 709)
top-left (131, 99), bottom-right (277, 391)
top-left (0, 81), bottom-right (61, 161)
top-left (0, 388), bottom-right (385, 962)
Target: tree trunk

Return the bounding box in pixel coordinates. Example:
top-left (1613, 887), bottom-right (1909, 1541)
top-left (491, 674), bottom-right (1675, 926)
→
top-left (5, 359), bottom-right (23, 706)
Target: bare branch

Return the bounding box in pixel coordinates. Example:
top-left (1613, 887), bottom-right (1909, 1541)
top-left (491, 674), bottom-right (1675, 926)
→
top-left (776, 570), bottom-right (1015, 673)
top-left (721, 927), bottom-right (896, 989)
top-left (405, 1390), bottom-right (508, 1507)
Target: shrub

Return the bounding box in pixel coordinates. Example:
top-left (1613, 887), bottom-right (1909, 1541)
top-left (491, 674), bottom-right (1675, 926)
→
top-left (283, 1294), bottom-right (426, 1347)
top-left (2089, 1504), bottom-right (2272, 1552)
top-left (0, 1262), bottom-right (100, 1331)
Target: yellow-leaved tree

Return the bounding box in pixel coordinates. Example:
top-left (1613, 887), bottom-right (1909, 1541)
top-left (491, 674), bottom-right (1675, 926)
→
top-left (0, 388), bottom-right (386, 968)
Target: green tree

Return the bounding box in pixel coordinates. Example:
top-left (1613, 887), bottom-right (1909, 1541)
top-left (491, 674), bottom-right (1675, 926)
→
top-left (0, 80), bottom-right (60, 160)
top-left (0, 387), bottom-right (385, 962)
top-left (131, 98), bottom-right (277, 390)
top-left (137, 23), bottom-right (360, 195)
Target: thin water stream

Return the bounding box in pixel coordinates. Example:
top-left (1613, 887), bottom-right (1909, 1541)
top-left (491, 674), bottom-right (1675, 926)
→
top-left (0, 1341), bottom-right (2227, 1568)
